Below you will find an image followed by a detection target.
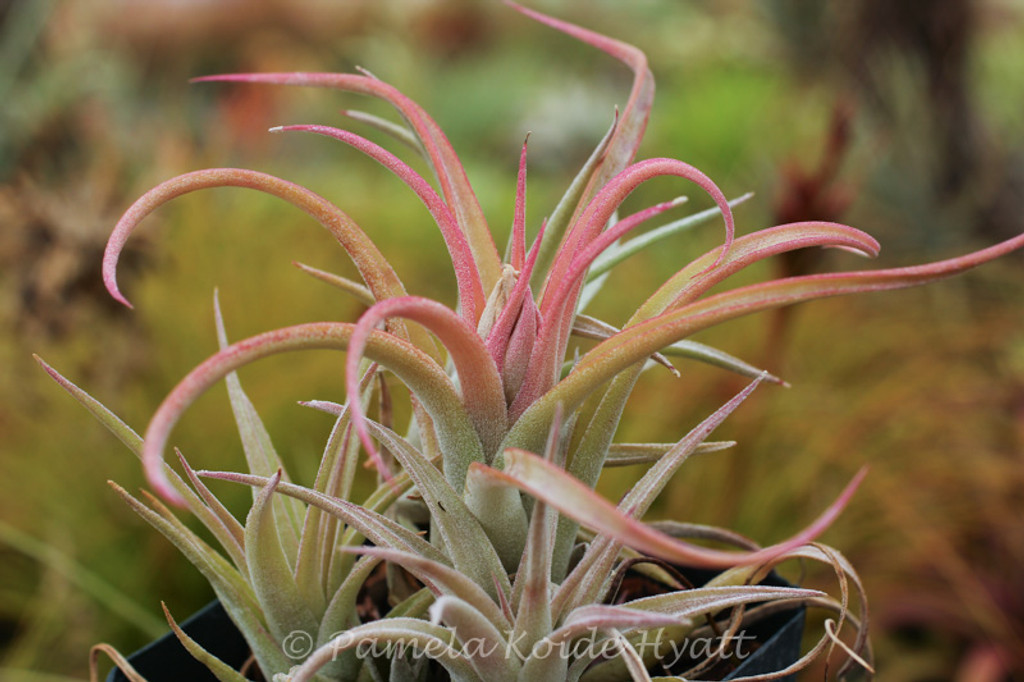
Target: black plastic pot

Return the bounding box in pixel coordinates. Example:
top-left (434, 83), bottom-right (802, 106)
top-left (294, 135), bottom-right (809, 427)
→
top-left (686, 567), bottom-right (806, 681)
top-left (106, 600), bottom-right (250, 682)
top-left (109, 594), bottom-right (804, 681)
top-left (723, 600), bottom-right (804, 680)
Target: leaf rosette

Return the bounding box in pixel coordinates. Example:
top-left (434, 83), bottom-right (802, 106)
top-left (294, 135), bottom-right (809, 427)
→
top-left (40, 2), bottom-right (1024, 681)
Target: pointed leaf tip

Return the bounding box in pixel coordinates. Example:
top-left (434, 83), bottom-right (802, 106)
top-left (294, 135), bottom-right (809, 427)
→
top-left (479, 453), bottom-right (868, 569)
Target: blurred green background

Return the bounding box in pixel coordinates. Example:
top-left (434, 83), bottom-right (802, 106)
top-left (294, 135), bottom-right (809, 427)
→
top-left (2, 0), bottom-right (1023, 680)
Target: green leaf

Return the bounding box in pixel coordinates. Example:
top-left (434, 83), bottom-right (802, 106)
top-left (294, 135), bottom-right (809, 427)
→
top-left (214, 293), bottom-right (303, 570)
top-left (34, 355), bottom-right (143, 456)
top-left (108, 483), bottom-right (291, 677)
top-left (202, 472), bottom-right (447, 567)
top-left (316, 554), bottom-right (382, 681)
top-left (297, 366), bottom-right (379, 597)
top-left (569, 315), bottom-right (675, 373)
top-left (620, 375), bottom-right (764, 520)
top-left (294, 261), bottom-right (375, 306)
top-left (604, 441), bottom-right (734, 467)
top-left (661, 339), bottom-right (786, 385)
top-left (339, 108), bottom-right (422, 153)
top-left (34, 357), bottom-right (248, 573)
top-left (510, 412), bottom-right (561, 654)
top-left (174, 449), bottom-right (247, 574)
top-left (162, 603), bottom-right (250, 682)
top-left (345, 546), bottom-right (509, 634)
top-left (529, 114), bottom-right (616, 292)
top-left (428, 596), bottom-right (517, 681)
top-left (363, 419), bottom-right (514, 602)
top-left (463, 465), bottom-right (529, 575)
top-left (244, 470), bottom-right (321, 646)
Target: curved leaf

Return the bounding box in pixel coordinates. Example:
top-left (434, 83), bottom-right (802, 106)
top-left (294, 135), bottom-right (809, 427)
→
top-left (345, 297), bottom-right (505, 479)
top-left (89, 644), bottom-right (145, 682)
top-left (505, 1), bottom-right (654, 226)
top-left (540, 221), bottom-right (882, 574)
top-left (586, 232), bottom-right (1024, 394)
top-left (584, 194), bottom-right (753, 284)
top-left (429, 595), bottom-right (517, 680)
top-left (554, 376), bottom-right (765, 615)
top-left (472, 451), bottom-right (866, 569)
top-left (214, 292), bottom-right (302, 566)
top-left (192, 72), bottom-right (502, 292)
top-left (517, 159), bottom-right (738, 420)
top-left (103, 168), bottom-right (404, 312)
top-left (274, 124), bottom-right (485, 322)
top-left (509, 232), bottom-right (1024, 458)
top-left (636, 220), bottom-right (881, 321)
top-left (346, 546), bottom-right (510, 634)
top-left (139, 322), bottom-right (480, 507)
top-left (620, 375), bottom-right (764, 519)
top-left (540, 194), bottom-right (688, 345)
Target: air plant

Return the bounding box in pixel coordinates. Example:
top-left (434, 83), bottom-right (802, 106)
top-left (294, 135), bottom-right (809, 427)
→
top-left (37, 2), bottom-right (1024, 681)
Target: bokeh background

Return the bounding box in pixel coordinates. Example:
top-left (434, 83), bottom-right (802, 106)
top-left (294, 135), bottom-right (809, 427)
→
top-left (2, 0), bottom-right (1023, 680)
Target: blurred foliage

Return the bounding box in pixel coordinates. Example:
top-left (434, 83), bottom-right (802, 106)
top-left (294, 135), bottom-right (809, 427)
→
top-left (2, 0), bottom-right (1023, 680)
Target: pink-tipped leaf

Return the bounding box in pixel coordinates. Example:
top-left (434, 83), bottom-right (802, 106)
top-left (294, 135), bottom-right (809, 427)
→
top-left (344, 297), bottom-right (505, 477)
top-left (141, 322), bottom-right (480, 507)
top-left (192, 72), bottom-right (503, 290)
top-left (273, 124), bottom-right (486, 322)
top-left (103, 168), bottom-right (404, 311)
top-left (504, 1), bottom-right (654, 218)
top-left (510, 136), bottom-right (529, 270)
top-left (473, 452), bottom-right (867, 569)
